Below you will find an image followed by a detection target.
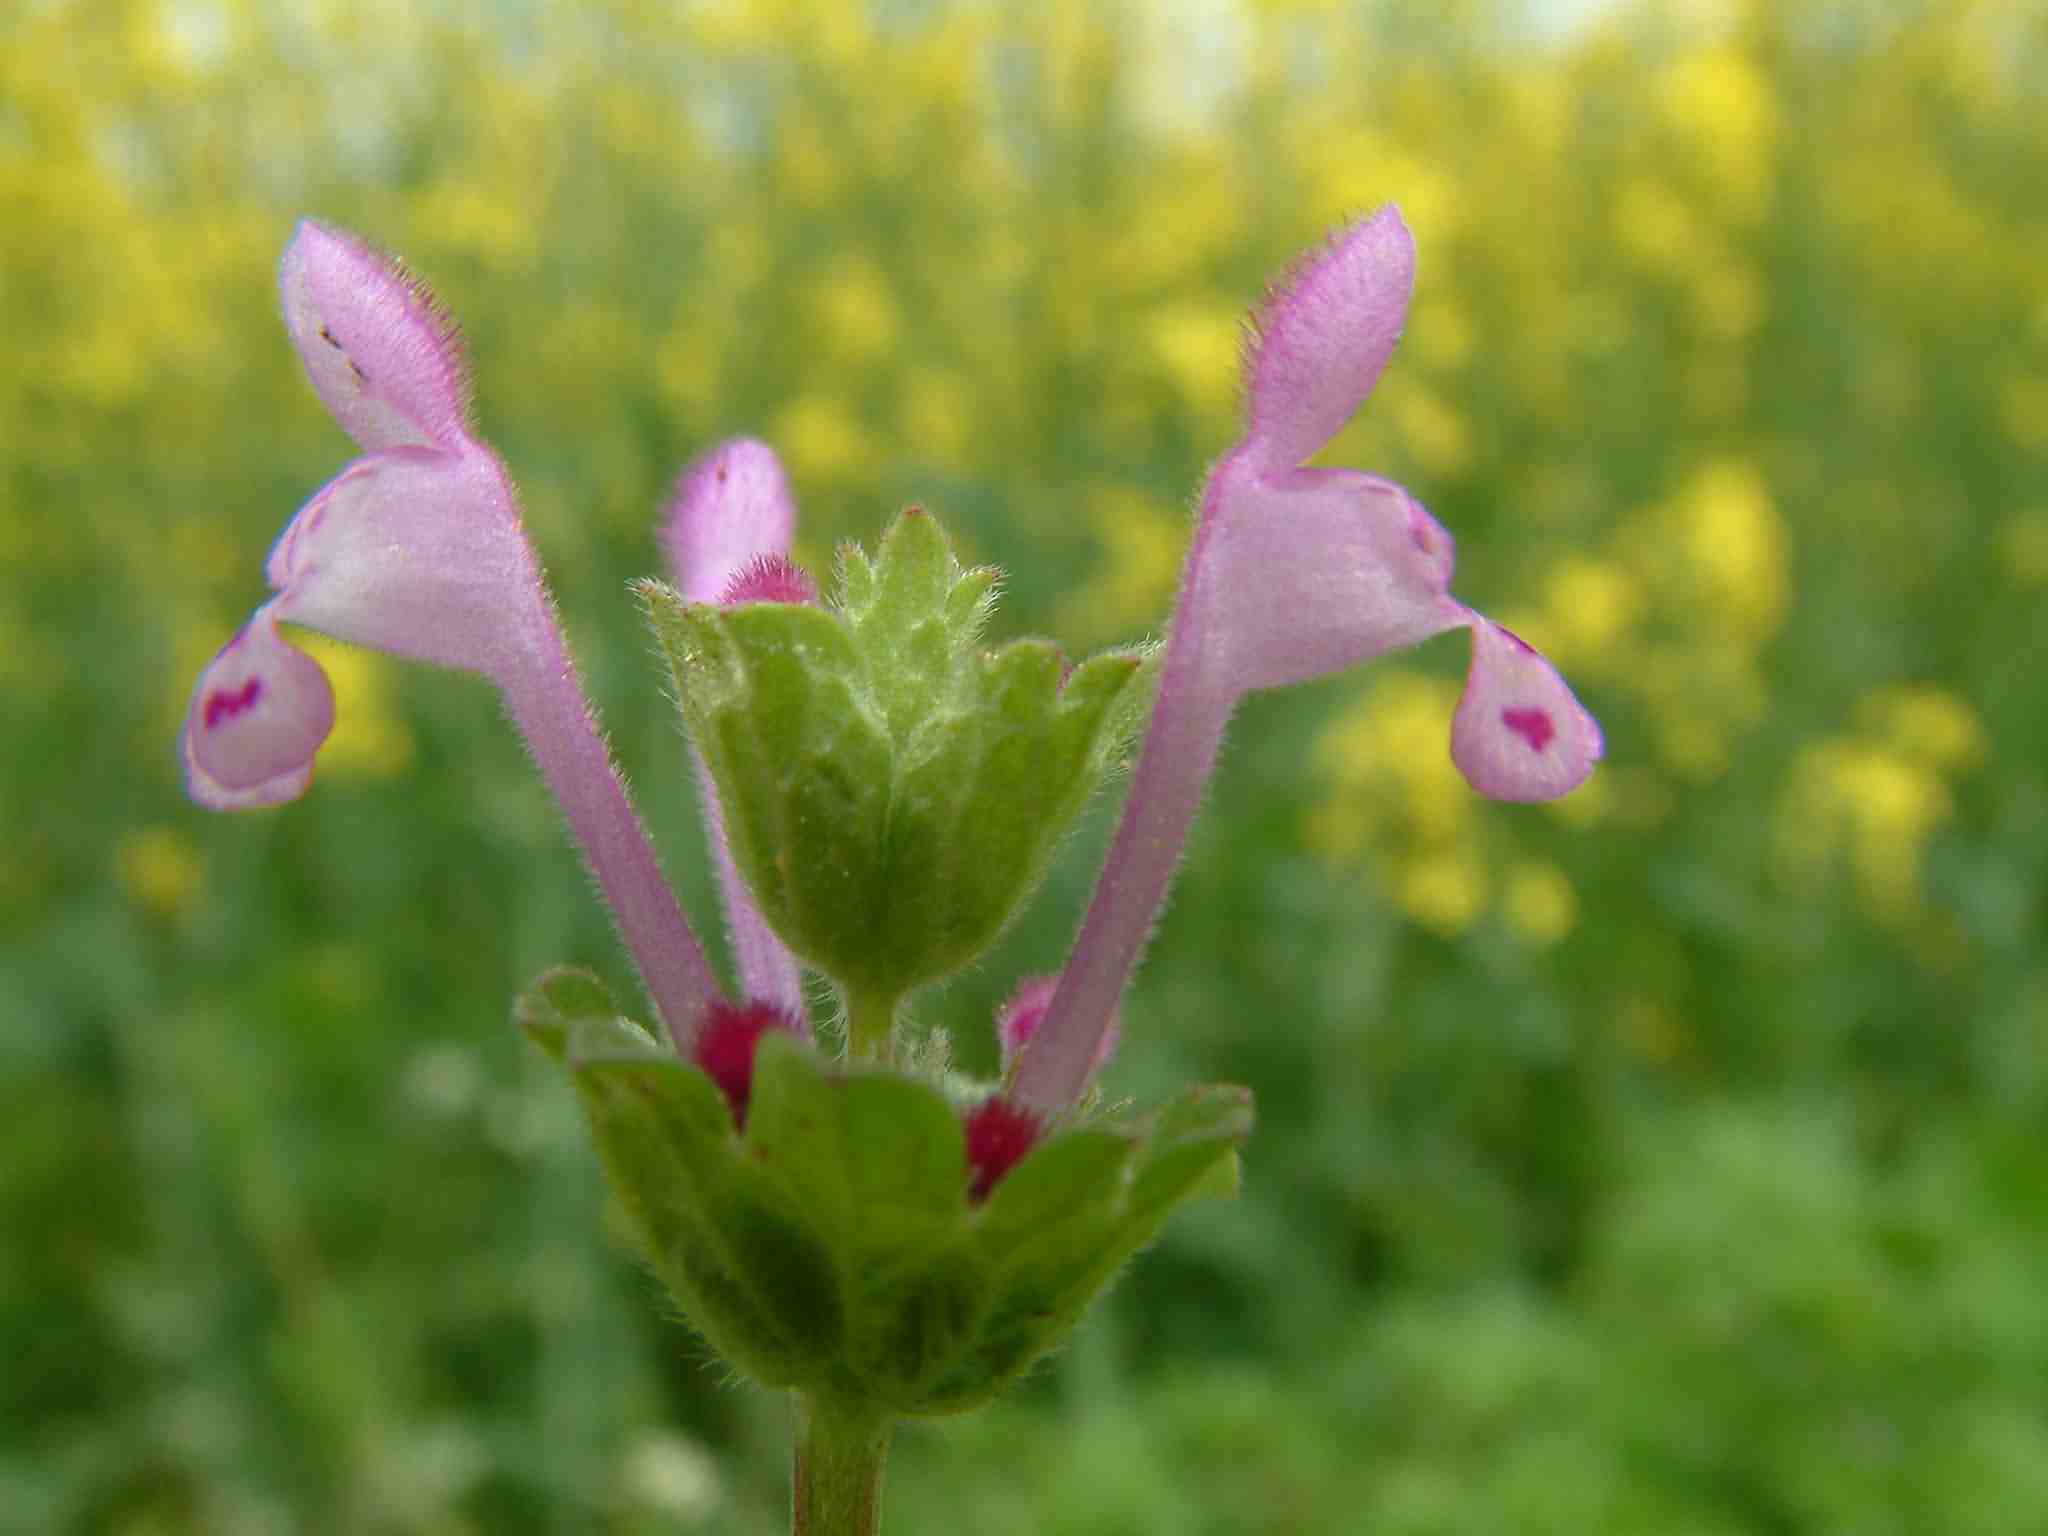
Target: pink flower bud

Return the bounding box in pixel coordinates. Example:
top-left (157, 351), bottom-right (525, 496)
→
top-left (997, 974), bottom-right (1117, 1084)
top-left (662, 437), bottom-right (799, 604)
top-left (660, 438), bottom-right (814, 1027)
top-left (720, 553), bottom-right (818, 607)
top-left (693, 999), bottom-right (805, 1125)
top-left (963, 1095), bottom-right (1041, 1202)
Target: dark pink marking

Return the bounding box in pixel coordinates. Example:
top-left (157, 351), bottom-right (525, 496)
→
top-left (719, 553), bottom-right (817, 607)
top-left (964, 1095), bottom-right (1041, 1202)
top-left (203, 677), bottom-right (264, 730)
top-left (692, 999), bottom-right (802, 1126)
top-left (1501, 706), bottom-right (1555, 753)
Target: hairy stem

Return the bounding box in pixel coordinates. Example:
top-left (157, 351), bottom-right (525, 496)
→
top-left (843, 990), bottom-right (900, 1064)
top-left (1010, 551), bottom-right (1236, 1115)
top-left (791, 1394), bottom-right (892, 1536)
top-left (693, 748), bottom-right (809, 1030)
top-left (500, 596), bottom-right (724, 1053)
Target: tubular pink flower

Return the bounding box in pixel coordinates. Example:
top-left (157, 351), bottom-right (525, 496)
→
top-left (1012, 207), bottom-right (1602, 1114)
top-left (660, 438), bottom-right (811, 1028)
top-left (181, 220), bottom-right (721, 1048)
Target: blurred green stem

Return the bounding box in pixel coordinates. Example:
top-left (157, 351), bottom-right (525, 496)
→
top-left (792, 1393), bottom-right (892, 1536)
top-left (844, 990), bottom-right (899, 1063)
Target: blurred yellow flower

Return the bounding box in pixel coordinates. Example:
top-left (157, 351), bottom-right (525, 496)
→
top-left (412, 178), bottom-right (541, 276)
top-left (1311, 671), bottom-right (1503, 933)
top-left (1398, 852), bottom-right (1489, 937)
top-left (1777, 685), bottom-right (1984, 929)
top-left (1693, 263), bottom-right (1764, 342)
top-left (1614, 176), bottom-right (1704, 278)
top-left (2002, 509), bottom-right (2048, 584)
top-left (1541, 557), bottom-right (1645, 663)
top-left (777, 112), bottom-right (844, 211)
top-left (898, 367), bottom-right (973, 471)
top-left (1053, 485), bottom-right (1186, 642)
top-left (810, 256), bottom-right (901, 363)
top-left (1859, 686), bottom-right (1985, 772)
top-left (1658, 46), bottom-right (1779, 224)
top-left (2000, 375), bottom-right (2048, 452)
top-left (1410, 297), bottom-right (1475, 375)
top-left (772, 394), bottom-right (881, 484)
top-left (118, 827), bottom-right (206, 920)
top-left (1665, 457), bottom-right (1788, 642)
top-left (296, 637), bottom-right (416, 782)
top-left (1145, 300), bottom-right (1243, 419)
top-left (1385, 379), bottom-right (1476, 482)
top-left (1504, 862), bottom-right (1578, 945)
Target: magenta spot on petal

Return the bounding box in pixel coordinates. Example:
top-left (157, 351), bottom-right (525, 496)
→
top-left (203, 677), bottom-right (264, 731)
top-left (1502, 706), bottom-right (1555, 753)
top-left (1409, 509), bottom-right (1434, 555)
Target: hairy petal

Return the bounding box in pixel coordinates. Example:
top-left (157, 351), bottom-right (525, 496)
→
top-left (662, 438), bottom-right (799, 604)
top-left (1202, 460), bottom-right (1464, 694)
top-left (1241, 207), bottom-right (1415, 473)
top-left (661, 437), bottom-right (810, 1024)
top-left (1450, 618), bottom-right (1604, 801)
top-left (693, 752), bottom-right (809, 1027)
top-left (181, 606), bottom-right (335, 811)
top-left (268, 448), bottom-right (543, 678)
top-left (279, 219), bottom-right (472, 453)
top-left (720, 553), bottom-right (817, 606)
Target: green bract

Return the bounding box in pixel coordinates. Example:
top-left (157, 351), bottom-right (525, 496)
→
top-left (518, 969), bottom-right (1250, 1415)
top-left (639, 509), bottom-right (1143, 1021)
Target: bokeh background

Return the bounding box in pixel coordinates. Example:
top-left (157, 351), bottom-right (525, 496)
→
top-left (6, 0), bottom-right (2047, 1529)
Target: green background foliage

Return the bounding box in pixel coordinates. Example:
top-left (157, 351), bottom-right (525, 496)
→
top-left (4, 0), bottom-right (2045, 1529)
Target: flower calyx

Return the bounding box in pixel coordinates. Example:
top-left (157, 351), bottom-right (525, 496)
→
top-left (517, 968), bottom-right (1248, 1416)
top-left (640, 508), bottom-right (1145, 1024)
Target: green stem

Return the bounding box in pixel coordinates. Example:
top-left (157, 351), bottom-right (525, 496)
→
top-left (844, 990), bottom-right (900, 1063)
top-left (791, 1393), bottom-right (893, 1536)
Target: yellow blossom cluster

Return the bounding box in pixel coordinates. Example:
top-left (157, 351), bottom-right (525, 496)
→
top-left (1775, 687), bottom-right (1985, 931)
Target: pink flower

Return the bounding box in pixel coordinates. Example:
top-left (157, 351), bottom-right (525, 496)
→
top-left (185, 212), bottom-right (1596, 1120)
top-left (181, 222), bottom-right (721, 1046)
top-left (1008, 208), bottom-right (1601, 1114)
top-left (659, 439), bottom-right (814, 1031)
